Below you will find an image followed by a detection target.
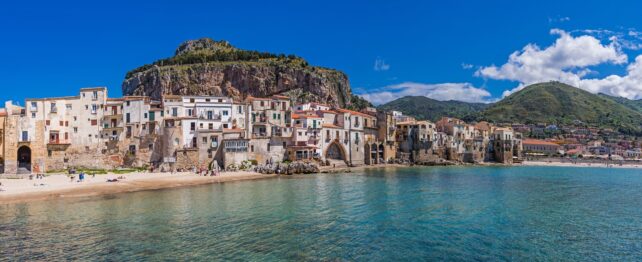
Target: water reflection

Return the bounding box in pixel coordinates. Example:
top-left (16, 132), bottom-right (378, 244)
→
top-left (2, 166), bottom-right (642, 260)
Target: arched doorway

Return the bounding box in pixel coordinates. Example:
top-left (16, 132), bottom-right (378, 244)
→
top-left (18, 146), bottom-right (31, 172)
top-left (326, 142), bottom-right (346, 160)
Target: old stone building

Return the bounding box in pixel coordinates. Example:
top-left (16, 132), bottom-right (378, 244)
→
top-left (0, 86), bottom-right (524, 175)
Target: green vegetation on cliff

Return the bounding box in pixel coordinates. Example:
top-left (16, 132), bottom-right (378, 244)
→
top-left (123, 38), bottom-right (352, 108)
top-left (347, 95), bottom-right (374, 111)
top-left (125, 39), bottom-right (308, 79)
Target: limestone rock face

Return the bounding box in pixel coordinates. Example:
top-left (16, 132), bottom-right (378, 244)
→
top-left (122, 38), bottom-right (352, 107)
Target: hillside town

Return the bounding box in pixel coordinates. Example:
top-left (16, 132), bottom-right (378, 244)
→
top-left (0, 87), bottom-right (639, 175)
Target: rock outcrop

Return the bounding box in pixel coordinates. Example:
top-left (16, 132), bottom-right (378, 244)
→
top-left (122, 38), bottom-right (352, 107)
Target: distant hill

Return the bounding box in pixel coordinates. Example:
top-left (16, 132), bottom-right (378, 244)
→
top-left (479, 82), bottom-right (642, 134)
top-left (376, 82), bottom-right (642, 135)
top-left (377, 96), bottom-right (489, 122)
top-left (598, 93), bottom-right (642, 113)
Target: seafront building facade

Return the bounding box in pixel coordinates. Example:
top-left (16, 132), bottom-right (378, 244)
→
top-left (0, 87), bottom-right (528, 174)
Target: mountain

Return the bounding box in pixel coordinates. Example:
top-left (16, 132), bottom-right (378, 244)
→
top-left (598, 93), bottom-right (642, 113)
top-left (378, 96), bottom-right (489, 122)
top-left (479, 82), bottom-right (642, 134)
top-left (122, 38), bottom-right (353, 107)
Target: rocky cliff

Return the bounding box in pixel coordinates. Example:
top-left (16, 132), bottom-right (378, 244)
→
top-left (122, 38), bottom-right (352, 107)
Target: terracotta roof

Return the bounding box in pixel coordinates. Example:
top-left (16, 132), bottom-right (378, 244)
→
top-left (336, 108), bottom-right (371, 118)
top-left (523, 139), bottom-right (560, 147)
top-left (321, 123), bottom-right (340, 128)
top-left (223, 128), bottom-right (245, 133)
top-left (293, 113), bottom-right (322, 119)
top-left (272, 95), bottom-right (290, 100)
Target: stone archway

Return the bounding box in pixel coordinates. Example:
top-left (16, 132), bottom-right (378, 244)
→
top-left (17, 146), bottom-right (31, 173)
top-left (325, 141), bottom-right (346, 160)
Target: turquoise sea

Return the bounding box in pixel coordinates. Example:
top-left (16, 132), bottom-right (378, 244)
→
top-left (2, 166), bottom-right (642, 261)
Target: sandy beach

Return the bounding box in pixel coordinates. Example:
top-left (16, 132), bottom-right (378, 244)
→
top-left (0, 171), bottom-right (275, 204)
top-left (522, 160), bottom-right (642, 169)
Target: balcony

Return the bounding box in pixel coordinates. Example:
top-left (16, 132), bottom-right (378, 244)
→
top-left (252, 132), bottom-right (268, 139)
top-left (199, 114), bottom-right (222, 121)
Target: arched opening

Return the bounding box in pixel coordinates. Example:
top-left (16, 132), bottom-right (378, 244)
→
top-left (378, 144), bottom-right (385, 162)
top-left (325, 142), bottom-right (346, 160)
top-left (18, 146), bottom-right (31, 173)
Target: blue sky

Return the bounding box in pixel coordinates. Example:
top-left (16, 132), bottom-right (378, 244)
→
top-left (2, 0), bottom-right (642, 106)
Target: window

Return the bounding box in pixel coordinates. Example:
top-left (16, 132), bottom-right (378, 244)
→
top-left (209, 123), bottom-right (213, 129)
top-left (172, 108), bottom-right (178, 117)
top-left (144, 113), bottom-right (148, 119)
top-left (237, 106), bottom-right (243, 114)
top-left (190, 98), bottom-right (195, 103)
top-left (91, 104), bottom-right (98, 114)
top-left (187, 109), bottom-right (193, 116)
top-left (46, 120), bottom-right (50, 126)
top-left (125, 113), bottom-right (131, 123)
top-left (31, 112), bottom-right (36, 118)
top-left (267, 143), bottom-right (271, 152)
top-left (66, 104), bottom-right (72, 110)
top-left (207, 111), bottom-right (213, 120)
top-left (50, 103), bottom-right (57, 113)
top-left (223, 124), bottom-right (228, 129)
top-left (21, 131), bottom-right (28, 142)
top-left (224, 140), bottom-right (248, 152)
top-left (202, 137), bottom-right (207, 144)
top-left (222, 110), bottom-right (229, 116)
top-left (31, 102), bottom-right (37, 110)
top-left (59, 121), bottom-right (64, 126)
top-left (74, 127), bottom-right (78, 133)
top-left (190, 122), bottom-right (196, 131)
top-left (91, 119), bottom-right (97, 126)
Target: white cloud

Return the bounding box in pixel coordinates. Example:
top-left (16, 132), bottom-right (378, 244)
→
top-left (475, 28), bottom-right (642, 99)
top-left (548, 16), bottom-right (571, 23)
top-left (374, 57), bottom-right (390, 71)
top-left (461, 63), bottom-right (474, 69)
top-left (359, 82), bottom-right (492, 105)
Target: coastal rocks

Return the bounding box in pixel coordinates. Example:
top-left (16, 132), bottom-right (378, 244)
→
top-left (255, 161), bottom-right (320, 175)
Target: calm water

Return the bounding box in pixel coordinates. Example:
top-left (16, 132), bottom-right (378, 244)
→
top-left (2, 166), bottom-right (642, 261)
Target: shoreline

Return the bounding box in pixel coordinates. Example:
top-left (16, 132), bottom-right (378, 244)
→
top-left (521, 160), bottom-right (642, 169)
top-left (3, 162), bottom-right (642, 204)
top-left (0, 171), bottom-right (276, 205)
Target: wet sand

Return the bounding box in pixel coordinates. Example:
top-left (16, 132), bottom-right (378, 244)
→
top-left (0, 171), bottom-right (275, 204)
top-left (522, 160), bottom-right (642, 169)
